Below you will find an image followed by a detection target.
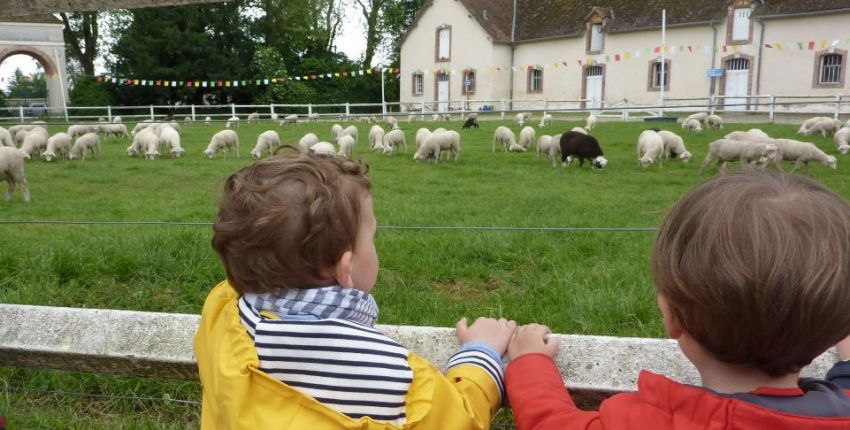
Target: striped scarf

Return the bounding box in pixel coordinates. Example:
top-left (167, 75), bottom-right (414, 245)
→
top-left (245, 286), bottom-right (379, 327)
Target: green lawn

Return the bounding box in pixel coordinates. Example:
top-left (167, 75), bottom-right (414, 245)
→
top-left (0, 118), bottom-right (845, 428)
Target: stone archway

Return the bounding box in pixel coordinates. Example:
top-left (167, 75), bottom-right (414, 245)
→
top-left (0, 17), bottom-right (69, 117)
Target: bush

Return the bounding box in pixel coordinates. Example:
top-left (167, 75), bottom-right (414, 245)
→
top-left (69, 76), bottom-right (115, 107)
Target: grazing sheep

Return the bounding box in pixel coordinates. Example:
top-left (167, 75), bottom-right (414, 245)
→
top-left (698, 139), bottom-right (779, 174)
top-left (160, 127), bottom-right (184, 158)
top-left (383, 129), bottom-right (407, 154)
top-left (0, 146), bottom-right (30, 203)
top-left (570, 127), bottom-right (588, 135)
top-left (521, 112), bottom-right (532, 121)
top-left (536, 135), bottom-right (554, 160)
top-left (835, 127), bottom-right (850, 155)
top-left (99, 124), bottom-right (130, 140)
top-left (559, 132), bottom-right (608, 169)
top-left (466, 113), bottom-right (478, 121)
top-left (431, 114), bottom-right (440, 121)
top-left (657, 130), bottom-right (691, 162)
top-left (508, 143), bottom-right (527, 152)
top-left (682, 118), bottom-right (703, 132)
top-left (143, 133), bottom-right (161, 160)
top-left (407, 114), bottom-right (416, 122)
top-left (69, 132), bottom-right (101, 160)
top-left (309, 142), bottom-right (336, 156)
top-left (637, 130), bottom-right (664, 168)
top-left (0, 127), bottom-right (13, 147)
top-left (308, 113), bottom-right (320, 122)
top-left (112, 116), bottom-right (123, 123)
top-left (184, 116), bottom-right (193, 123)
top-left (515, 113), bottom-right (525, 126)
top-left (414, 130), bottom-right (460, 162)
top-left (247, 112), bottom-right (260, 123)
top-left (7, 125), bottom-right (30, 142)
top-left (462, 117), bottom-right (479, 129)
top-left (42, 133), bottom-right (72, 162)
top-left (98, 117), bottom-right (107, 123)
top-left (298, 133), bottom-right (320, 153)
top-left (584, 114), bottom-right (598, 131)
top-left (127, 129), bottom-right (154, 157)
top-left (685, 112), bottom-right (708, 124)
top-left (337, 135), bottom-right (355, 159)
top-left (204, 116), bottom-right (212, 126)
top-left (539, 114), bottom-right (553, 127)
top-left (19, 128), bottom-right (48, 159)
top-left (204, 130), bottom-right (240, 159)
top-left (251, 130), bottom-right (280, 159)
top-left (281, 114), bottom-right (298, 125)
top-left (415, 128), bottom-right (432, 149)
top-left (725, 129), bottom-right (771, 142)
top-left (518, 126), bottom-right (535, 149)
top-left (68, 124), bottom-right (99, 139)
top-left (797, 116), bottom-right (833, 135)
top-left (773, 138), bottom-right (837, 172)
top-left (802, 118), bottom-right (842, 137)
top-left (225, 116), bottom-right (240, 129)
top-left (131, 121), bottom-right (156, 136)
top-left (432, 128), bottom-right (447, 134)
top-left (369, 125), bottom-right (386, 151)
top-left (340, 126), bottom-right (359, 146)
top-left (440, 114), bottom-right (452, 121)
top-left (747, 129), bottom-right (770, 140)
top-left (331, 124), bottom-right (343, 142)
top-left (705, 115), bottom-right (723, 129)
top-left (386, 116), bottom-right (398, 130)
top-left (492, 126), bottom-right (517, 152)
top-left (548, 134), bottom-right (562, 167)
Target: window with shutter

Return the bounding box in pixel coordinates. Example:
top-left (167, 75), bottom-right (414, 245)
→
top-left (437, 28), bottom-right (451, 61)
top-left (589, 24), bottom-right (603, 52)
top-left (732, 8), bottom-right (751, 41)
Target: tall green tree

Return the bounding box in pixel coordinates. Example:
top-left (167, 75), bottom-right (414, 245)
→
top-left (380, 0), bottom-right (427, 65)
top-left (60, 12), bottom-right (99, 76)
top-left (6, 68), bottom-right (47, 99)
top-left (253, 0), bottom-right (344, 68)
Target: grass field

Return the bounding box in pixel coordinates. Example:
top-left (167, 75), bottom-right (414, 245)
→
top-left (1, 117), bottom-right (846, 428)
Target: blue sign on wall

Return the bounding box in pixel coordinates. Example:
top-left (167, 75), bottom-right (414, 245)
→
top-left (706, 68), bottom-right (724, 78)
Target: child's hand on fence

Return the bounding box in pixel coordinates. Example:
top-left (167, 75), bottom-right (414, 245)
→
top-left (837, 333), bottom-right (850, 361)
top-left (507, 323), bottom-right (560, 361)
top-left (456, 317), bottom-right (517, 357)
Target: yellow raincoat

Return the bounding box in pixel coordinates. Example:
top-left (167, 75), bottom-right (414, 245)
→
top-left (194, 281), bottom-right (502, 429)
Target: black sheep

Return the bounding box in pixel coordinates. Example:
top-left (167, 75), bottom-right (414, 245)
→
top-left (559, 131), bottom-right (608, 169)
top-left (462, 117), bottom-right (479, 129)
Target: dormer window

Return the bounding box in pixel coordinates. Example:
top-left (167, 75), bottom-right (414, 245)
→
top-left (584, 7), bottom-right (611, 54)
top-left (732, 8), bottom-right (751, 41)
top-left (589, 24), bottom-right (603, 52)
top-left (727, 3), bottom-right (753, 45)
top-left (436, 26), bottom-right (451, 62)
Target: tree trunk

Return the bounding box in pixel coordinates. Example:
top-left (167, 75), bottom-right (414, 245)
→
top-left (356, 0), bottom-right (384, 68)
top-left (60, 12), bottom-right (98, 76)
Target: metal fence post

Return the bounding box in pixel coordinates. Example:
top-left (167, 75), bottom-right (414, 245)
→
top-left (835, 95), bottom-right (842, 120)
top-left (230, 104), bottom-right (236, 117)
top-left (107, 105), bottom-right (112, 122)
top-left (709, 95), bottom-right (716, 115)
top-left (769, 95), bottom-right (776, 123)
top-left (308, 104), bottom-right (313, 116)
top-left (19, 105), bottom-right (24, 123)
top-left (191, 105), bottom-right (196, 122)
top-left (149, 105), bottom-right (154, 120)
top-left (345, 103), bottom-right (350, 120)
top-left (269, 104), bottom-right (275, 119)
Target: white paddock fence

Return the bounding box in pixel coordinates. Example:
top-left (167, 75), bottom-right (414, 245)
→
top-left (0, 303), bottom-right (840, 409)
top-left (2, 94), bottom-right (849, 125)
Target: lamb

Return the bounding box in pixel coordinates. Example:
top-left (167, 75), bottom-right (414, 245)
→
top-left (337, 135), bottom-right (355, 159)
top-left (431, 114), bottom-right (441, 121)
top-left (515, 113), bottom-right (525, 126)
top-left (536, 135), bottom-right (554, 159)
top-left (247, 112), bottom-right (260, 123)
top-left (521, 112), bottom-right (532, 122)
top-left (407, 114), bottom-right (416, 122)
top-left (369, 125), bottom-right (386, 151)
top-left (772, 138), bottom-right (837, 172)
top-left (99, 124), bottom-right (129, 140)
top-left (309, 142), bottom-right (336, 156)
top-left (298, 133), bottom-right (320, 153)
top-left (7, 125), bottom-right (29, 142)
top-left (331, 124), bottom-right (343, 142)
top-left (548, 134), bottom-right (562, 167)
top-left (112, 116), bottom-right (123, 123)
top-left (42, 132), bottom-right (72, 162)
top-left (705, 115), bottom-right (723, 129)
top-left (681, 118), bottom-right (703, 132)
top-left (685, 112), bottom-right (708, 124)
top-left (413, 130), bottom-right (460, 162)
top-left (432, 128), bottom-right (447, 134)
top-left (698, 139), bottom-right (779, 174)
top-left (518, 126), bottom-right (535, 149)
top-left (69, 132), bottom-right (101, 160)
top-left (570, 127), bottom-right (588, 135)
top-left (725, 130), bottom-right (770, 142)
top-left (0, 146), bottom-right (30, 203)
top-left (466, 113), bottom-right (478, 121)
top-left (386, 116), bottom-right (399, 130)
top-left (383, 129), bottom-right (407, 154)
top-left (19, 128), bottom-right (48, 159)
top-left (415, 128), bottom-right (432, 149)
top-left (637, 130), bottom-right (664, 168)
top-left (539, 114), bottom-right (553, 127)
top-left (308, 113), bottom-right (320, 122)
top-left (0, 127), bottom-right (13, 147)
top-left (143, 132), bottom-right (161, 160)
top-left (801, 118), bottom-right (842, 137)
top-left (204, 130), bottom-right (240, 159)
top-left (131, 121), bottom-right (156, 136)
top-left (225, 116), bottom-right (240, 129)
top-left (160, 127), bottom-right (185, 158)
top-left (492, 126), bottom-right (517, 152)
top-left (340, 125), bottom-right (359, 146)
top-left (747, 128), bottom-right (770, 140)
top-left (835, 127), bottom-right (850, 155)
top-left (559, 131), bottom-right (608, 169)
top-left (797, 116), bottom-right (833, 135)
top-left (508, 142), bottom-right (527, 152)
top-left (98, 117), bottom-right (107, 123)
top-left (184, 116), bottom-right (193, 123)
top-left (657, 130), bottom-right (691, 162)
top-left (281, 114), bottom-right (298, 125)
top-left (585, 114), bottom-right (598, 131)
top-left (250, 130), bottom-right (280, 159)
top-left (68, 124), bottom-right (99, 139)
top-left (205, 116), bottom-right (213, 126)
top-left (127, 129), bottom-right (154, 157)
top-left (462, 117), bottom-right (479, 129)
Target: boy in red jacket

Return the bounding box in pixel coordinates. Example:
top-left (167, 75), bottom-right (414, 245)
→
top-left (506, 170), bottom-right (850, 430)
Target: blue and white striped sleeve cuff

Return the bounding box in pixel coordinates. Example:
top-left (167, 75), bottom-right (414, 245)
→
top-left (447, 342), bottom-right (505, 403)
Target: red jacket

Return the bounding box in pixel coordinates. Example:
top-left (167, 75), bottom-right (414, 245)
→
top-left (506, 353), bottom-right (850, 430)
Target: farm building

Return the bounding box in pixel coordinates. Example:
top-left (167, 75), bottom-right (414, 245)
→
top-left (400, 0), bottom-right (850, 111)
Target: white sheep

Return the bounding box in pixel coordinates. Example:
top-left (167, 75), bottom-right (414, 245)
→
top-left (69, 132), bottom-right (101, 160)
top-left (369, 125), bottom-right (386, 151)
top-left (331, 124), bottom-right (343, 142)
top-left (518, 126), bottom-right (535, 149)
top-left (127, 129), bottom-right (153, 157)
top-left (383, 129), bottom-right (407, 154)
top-left (802, 118), bottom-right (842, 137)
top-left (657, 130), bottom-right (691, 163)
top-left (508, 143), bottom-right (527, 152)
top-left (797, 116), bottom-right (833, 135)
top-left (98, 117), bottom-right (107, 123)
top-left (68, 124), bottom-right (99, 139)
top-left (492, 126), bottom-right (517, 152)
top-left (225, 116), bottom-right (240, 129)
top-left (585, 114), bottom-right (598, 131)
top-left (747, 129), bottom-right (770, 140)
top-left (160, 127), bottom-right (184, 158)
top-left (773, 138), bottom-right (837, 172)
top-left (340, 125), bottom-right (358, 146)
top-left (251, 130), bottom-right (280, 159)
top-left (637, 130), bottom-right (664, 168)
top-left (433, 128), bottom-right (447, 134)
top-left (835, 127), bottom-right (850, 155)
top-left (386, 116), bottom-right (399, 130)
top-left (539, 114), bottom-right (553, 127)
top-left (415, 128), bottom-right (432, 149)
top-left (515, 113), bottom-right (525, 126)
top-left (184, 116), bottom-right (193, 123)
top-left (0, 127), bottom-right (13, 147)
top-left (466, 113), bottom-right (478, 121)
top-left (247, 112), bottom-right (260, 123)
top-left (570, 127), bottom-right (588, 135)
top-left (431, 114), bottom-right (440, 121)
top-left (131, 121), bottom-right (156, 136)
top-left (699, 139), bottom-right (779, 174)
top-left (143, 132), bottom-right (161, 160)
top-left (19, 128), bottom-right (48, 159)
top-left (407, 114), bottom-right (416, 122)
top-left (536, 135), bottom-right (553, 159)
top-left (205, 116), bottom-right (212, 126)
top-left (705, 115), bottom-right (723, 129)
top-left (99, 124), bottom-right (130, 140)
top-left (298, 133), bottom-right (320, 153)
top-left (337, 135), bottom-right (355, 159)
top-left (682, 118), bottom-right (703, 132)
top-left (414, 130), bottom-right (460, 162)
top-left (0, 146), bottom-right (30, 203)
top-left (548, 134), bottom-right (562, 167)
top-left (308, 113), bottom-right (320, 122)
top-left (7, 125), bottom-right (28, 142)
top-left (685, 112), bottom-right (708, 124)
top-left (204, 130), bottom-right (240, 159)
top-left (112, 116), bottom-right (123, 123)
top-left (42, 132), bottom-right (72, 162)
top-left (310, 142), bottom-right (336, 156)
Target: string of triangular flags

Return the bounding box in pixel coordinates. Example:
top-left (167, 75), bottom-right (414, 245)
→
top-left (96, 66), bottom-right (401, 87)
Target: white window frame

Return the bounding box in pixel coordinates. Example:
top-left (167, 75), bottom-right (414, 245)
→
top-left (529, 69), bottom-right (543, 93)
top-left (731, 8), bottom-right (751, 41)
top-left (437, 28), bottom-right (451, 61)
top-left (589, 24), bottom-right (603, 53)
top-left (413, 73), bottom-right (424, 96)
top-left (820, 53), bottom-right (843, 84)
top-left (651, 61), bottom-right (669, 90)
